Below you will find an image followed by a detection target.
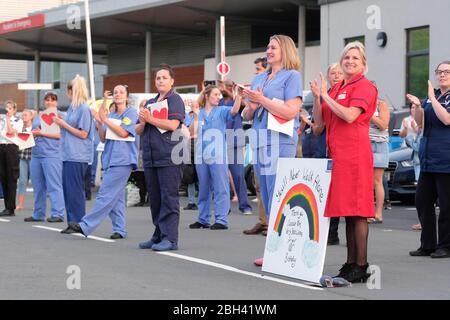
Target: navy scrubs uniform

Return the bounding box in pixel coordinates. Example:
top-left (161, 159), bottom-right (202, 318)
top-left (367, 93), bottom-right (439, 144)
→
top-left (143, 90), bottom-right (185, 246)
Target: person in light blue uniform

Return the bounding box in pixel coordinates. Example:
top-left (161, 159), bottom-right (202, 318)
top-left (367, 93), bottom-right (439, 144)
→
top-left (242, 35), bottom-right (303, 219)
top-left (219, 80), bottom-right (253, 215)
top-left (188, 85), bottom-right (241, 230)
top-left (63, 85), bottom-right (138, 239)
top-left (241, 35), bottom-right (303, 266)
top-left (24, 92), bottom-right (65, 223)
top-left (55, 75), bottom-right (94, 232)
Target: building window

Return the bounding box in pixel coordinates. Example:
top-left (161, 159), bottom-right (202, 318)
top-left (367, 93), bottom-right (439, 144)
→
top-left (406, 26), bottom-right (429, 100)
top-left (345, 36), bottom-right (365, 45)
top-left (174, 85), bottom-right (198, 94)
top-left (53, 62), bottom-right (61, 89)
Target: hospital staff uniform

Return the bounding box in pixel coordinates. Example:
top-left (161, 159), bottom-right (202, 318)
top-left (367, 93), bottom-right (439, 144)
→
top-left (143, 90), bottom-right (185, 247)
top-left (78, 107), bottom-right (138, 237)
top-left (195, 106), bottom-right (235, 227)
top-left (0, 115), bottom-right (23, 214)
top-left (221, 98), bottom-right (252, 214)
top-left (61, 103), bottom-right (93, 224)
top-left (30, 116), bottom-right (65, 220)
top-left (250, 69), bottom-right (303, 217)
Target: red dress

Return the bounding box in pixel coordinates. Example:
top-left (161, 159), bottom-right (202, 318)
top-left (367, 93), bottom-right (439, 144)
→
top-left (322, 73), bottom-right (378, 218)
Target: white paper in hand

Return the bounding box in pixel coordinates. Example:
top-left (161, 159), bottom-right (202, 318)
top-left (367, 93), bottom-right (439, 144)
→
top-left (40, 107), bottom-right (60, 135)
top-left (105, 119), bottom-right (135, 142)
top-left (1, 130), bottom-right (35, 150)
top-left (267, 98), bottom-right (294, 137)
top-left (146, 100), bottom-right (169, 134)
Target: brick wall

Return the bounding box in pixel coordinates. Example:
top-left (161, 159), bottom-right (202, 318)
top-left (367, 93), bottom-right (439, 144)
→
top-left (103, 64), bottom-right (204, 94)
top-left (0, 83), bottom-right (27, 111)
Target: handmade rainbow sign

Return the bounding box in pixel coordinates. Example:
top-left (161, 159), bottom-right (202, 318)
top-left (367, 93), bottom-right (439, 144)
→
top-left (262, 158), bottom-right (332, 284)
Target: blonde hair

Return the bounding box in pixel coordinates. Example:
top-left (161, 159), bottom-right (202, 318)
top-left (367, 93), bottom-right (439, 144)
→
top-left (268, 35), bottom-right (301, 72)
top-left (197, 85), bottom-right (220, 108)
top-left (67, 75), bottom-right (89, 108)
top-left (327, 62), bottom-right (341, 74)
top-left (4, 100), bottom-right (17, 110)
top-left (340, 41), bottom-right (368, 74)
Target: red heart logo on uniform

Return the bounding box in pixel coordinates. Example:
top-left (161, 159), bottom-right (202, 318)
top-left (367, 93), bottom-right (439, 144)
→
top-left (152, 108), bottom-right (168, 120)
top-left (18, 133), bottom-right (30, 141)
top-left (6, 132), bottom-right (14, 138)
top-left (272, 114), bottom-right (289, 124)
top-left (41, 113), bottom-right (56, 125)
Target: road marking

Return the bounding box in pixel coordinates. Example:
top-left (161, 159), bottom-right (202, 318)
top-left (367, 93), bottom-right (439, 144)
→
top-left (157, 251), bottom-right (323, 291)
top-left (0, 218), bottom-right (10, 222)
top-left (406, 208), bottom-right (416, 211)
top-left (32, 225), bottom-right (115, 243)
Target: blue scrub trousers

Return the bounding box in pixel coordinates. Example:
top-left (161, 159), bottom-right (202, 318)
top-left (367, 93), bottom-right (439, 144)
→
top-left (254, 144), bottom-right (296, 218)
top-left (196, 163), bottom-right (230, 226)
top-left (31, 157), bottom-right (65, 220)
top-left (228, 147), bottom-right (252, 213)
top-left (79, 165), bottom-right (132, 237)
top-left (145, 166), bottom-right (182, 244)
top-left (63, 161), bottom-right (88, 223)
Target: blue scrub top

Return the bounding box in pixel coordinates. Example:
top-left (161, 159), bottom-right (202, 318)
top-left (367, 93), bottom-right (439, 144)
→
top-left (250, 69), bottom-right (303, 148)
top-left (220, 98), bottom-right (246, 149)
top-left (142, 90), bottom-right (185, 167)
top-left (102, 107), bottom-right (138, 170)
top-left (61, 103), bottom-right (93, 163)
top-left (419, 89), bottom-right (450, 173)
top-left (195, 105), bottom-right (234, 164)
top-left (31, 116), bottom-right (61, 159)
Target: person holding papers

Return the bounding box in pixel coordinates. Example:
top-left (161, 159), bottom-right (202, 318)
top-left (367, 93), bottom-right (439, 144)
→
top-left (311, 42), bottom-right (378, 282)
top-left (137, 64), bottom-right (185, 251)
top-left (240, 35), bottom-right (303, 265)
top-left (24, 92), bottom-right (65, 223)
top-left (63, 85), bottom-right (138, 239)
top-left (0, 100), bottom-right (23, 217)
top-left (55, 75), bottom-right (94, 232)
top-left (188, 85), bottom-right (241, 230)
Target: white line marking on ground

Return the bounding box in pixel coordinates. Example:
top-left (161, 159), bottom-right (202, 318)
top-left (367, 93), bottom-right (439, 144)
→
top-left (157, 251), bottom-right (323, 291)
top-left (0, 218), bottom-right (10, 222)
top-left (406, 208), bottom-right (416, 211)
top-left (32, 225), bottom-right (115, 243)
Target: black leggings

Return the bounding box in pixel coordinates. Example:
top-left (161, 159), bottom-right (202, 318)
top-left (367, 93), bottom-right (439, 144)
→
top-left (416, 172), bottom-right (450, 251)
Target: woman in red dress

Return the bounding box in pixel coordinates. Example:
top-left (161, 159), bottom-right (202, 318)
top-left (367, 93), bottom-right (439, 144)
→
top-left (311, 42), bottom-right (378, 283)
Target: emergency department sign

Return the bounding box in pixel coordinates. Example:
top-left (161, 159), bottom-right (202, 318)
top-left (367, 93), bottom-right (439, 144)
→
top-left (262, 158), bottom-right (332, 284)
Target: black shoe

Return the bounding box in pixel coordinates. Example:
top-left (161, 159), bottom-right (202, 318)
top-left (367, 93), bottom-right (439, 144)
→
top-left (0, 209), bottom-right (15, 217)
top-left (430, 248), bottom-right (450, 259)
top-left (110, 232), bottom-right (124, 239)
top-left (335, 262), bottom-right (356, 278)
top-left (210, 223), bottom-right (228, 230)
top-left (327, 237), bottom-right (340, 246)
top-left (47, 217), bottom-right (64, 223)
top-left (60, 222), bottom-right (85, 236)
top-left (24, 216), bottom-right (44, 222)
top-left (342, 264), bottom-right (370, 283)
top-left (189, 221), bottom-right (210, 229)
top-left (183, 203), bottom-right (198, 210)
top-left (409, 248), bottom-right (433, 257)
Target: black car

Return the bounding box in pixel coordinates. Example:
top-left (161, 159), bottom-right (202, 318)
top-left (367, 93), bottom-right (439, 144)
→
top-left (385, 147), bottom-right (416, 204)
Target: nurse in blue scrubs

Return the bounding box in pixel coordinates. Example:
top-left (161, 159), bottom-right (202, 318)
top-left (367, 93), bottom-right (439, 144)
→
top-left (241, 35), bottom-right (303, 265)
top-left (63, 85), bottom-right (138, 239)
top-left (54, 75), bottom-right (94, 232)
top-left (188, 85), bottom-right (241, 230)
top-left (24, 92), bottom-right (65, 223)
top-left (137, 64), bottom-right (186, 251)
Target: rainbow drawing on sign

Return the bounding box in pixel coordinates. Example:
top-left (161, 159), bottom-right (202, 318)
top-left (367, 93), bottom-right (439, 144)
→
top-left (273, 183), bottom-right (319, 242)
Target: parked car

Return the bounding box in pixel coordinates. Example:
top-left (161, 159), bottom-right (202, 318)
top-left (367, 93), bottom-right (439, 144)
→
top-left (385, 147), bottom-right (416, 204)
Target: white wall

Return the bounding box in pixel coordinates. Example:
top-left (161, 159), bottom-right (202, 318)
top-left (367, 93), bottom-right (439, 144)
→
top-left (320, 0), bottom-right (450, 107)
top-left (204, 45), bottom-right (321, 88)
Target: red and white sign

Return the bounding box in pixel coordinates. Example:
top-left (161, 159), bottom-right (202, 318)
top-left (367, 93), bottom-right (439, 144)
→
top-left (216, 62), bottom-right (230, 77)
top-left (0, 14), bottom-right (45, 35)
top-left (40, 107), bottom-right (60, 135)
top-left (0, 130), bottom-right (35, 150)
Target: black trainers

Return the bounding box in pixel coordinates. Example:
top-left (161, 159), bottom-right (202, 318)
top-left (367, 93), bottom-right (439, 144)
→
top-left (110, 232), bottom-right (124, 239)
top-left (183, 203), bottom-right (198, 210)
top-left (61, 222), bottom-right (85, 236)
top-left (210, 223), bottom-right (228, 230)
top-left (409, 248), bottom-right (433, 257)
top-left (327, 237), bottom-right (340, 246)
top-left (24, 216), bottom-right (44, 222)
top-left (47, 217), bottom-right (64, 223)
top-left (189, 221), bottom-right (209, 229)
top-left (430, 248), bottom-right (450, 259)
top-left (0, 209), bottom-right (15, 217)
top-left (342, 264), bottom-right (370, 283)
top-left (335, 262), bottom-right (356, 278)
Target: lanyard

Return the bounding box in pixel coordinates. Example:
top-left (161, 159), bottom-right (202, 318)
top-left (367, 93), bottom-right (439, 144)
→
top-left (256, 72), bottom-right (276, 122)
